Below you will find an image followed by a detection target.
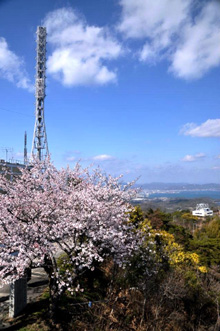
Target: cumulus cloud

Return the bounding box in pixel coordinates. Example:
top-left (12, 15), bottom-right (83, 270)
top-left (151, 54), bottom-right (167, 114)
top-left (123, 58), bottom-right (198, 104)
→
top-left (93, 154), bottom-right (114, 161)
top-left (118, 0), bottom-right (220, 79)
top-left (171, 2), bottom-right (220, 79)
top-left (180, 119), bottom-right (220, 137)
top-left (0, 37), bottom-right (33, 91)
top-left (118, 0), bottom-right (191, 43)
top-left (43, 8), bottom-right (123, 86)
top-left (182, 153), bottom-right (206, 162)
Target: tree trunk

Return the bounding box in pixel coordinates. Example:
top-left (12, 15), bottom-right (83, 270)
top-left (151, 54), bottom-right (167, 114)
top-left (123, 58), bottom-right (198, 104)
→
top-left (140, 297), bottom-right (147, 325)
top-left (43, 255), bottom-right (60, 322)
top-left (48, 274), bottom-right (60, 321)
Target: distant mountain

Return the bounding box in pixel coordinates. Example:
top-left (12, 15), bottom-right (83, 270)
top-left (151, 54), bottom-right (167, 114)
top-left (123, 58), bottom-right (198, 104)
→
top-left (137, 183), bottom-right (220, 190)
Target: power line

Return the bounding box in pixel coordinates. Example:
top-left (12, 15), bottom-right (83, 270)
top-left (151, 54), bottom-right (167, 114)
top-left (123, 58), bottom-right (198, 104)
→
top-left (0, 107), bottom-right (34, 118)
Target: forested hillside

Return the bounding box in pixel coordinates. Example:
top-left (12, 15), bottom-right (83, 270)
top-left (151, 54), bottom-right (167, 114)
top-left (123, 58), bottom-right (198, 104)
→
top-left (5, 206), bottom-right (220, 331)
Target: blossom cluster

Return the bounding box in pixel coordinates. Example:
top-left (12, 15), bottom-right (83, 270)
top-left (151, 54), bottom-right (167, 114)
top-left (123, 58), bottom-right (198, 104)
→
top-left (0, 159), bottom-right (139, 292)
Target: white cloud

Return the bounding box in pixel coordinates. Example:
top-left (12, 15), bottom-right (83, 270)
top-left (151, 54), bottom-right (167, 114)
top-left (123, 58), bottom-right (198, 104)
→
top-left (212, 166), bottom-right (220, 170)
top-left (171, 2), bottom-right (220, 79)
top-left (118, 0), bottom-right (192, 62)
top-left (93, 154), bottom-right (114, 161)
top-left (182, 153), bottom-right (206, 162)
top-left (118, 0), bottom-right (220, 79)
top-left (118, 0), bottom-right (191, 39)
top-left (44, 8), bottom-right (123, 86)
top-left (180, 119), bottom-right (220, 137)
top-left (66, 156), bottom-right (76, 162)
top-left (61, 152), bottom-right (219, 183)
top-left (0, 37), bottom-right (33, 91)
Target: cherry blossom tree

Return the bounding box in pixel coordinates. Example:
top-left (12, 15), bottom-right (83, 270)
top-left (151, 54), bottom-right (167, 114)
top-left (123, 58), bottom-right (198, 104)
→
top-left (0, 159), bottom-right (139, 316)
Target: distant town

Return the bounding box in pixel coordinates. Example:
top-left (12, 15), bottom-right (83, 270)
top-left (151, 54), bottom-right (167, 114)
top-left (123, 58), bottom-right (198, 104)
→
top-left (132, 183), bottom-right (220, 213)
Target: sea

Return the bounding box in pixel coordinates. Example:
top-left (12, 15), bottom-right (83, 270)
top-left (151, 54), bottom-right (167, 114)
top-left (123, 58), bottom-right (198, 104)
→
top-left (147, 190), bottom-right (220, 200)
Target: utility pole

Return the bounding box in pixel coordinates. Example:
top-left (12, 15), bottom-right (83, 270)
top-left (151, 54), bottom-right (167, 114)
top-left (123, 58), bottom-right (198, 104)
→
top-left (1, 147), bottom-right (12, 163)
top-left (31, 26), bottom-right (49, 161)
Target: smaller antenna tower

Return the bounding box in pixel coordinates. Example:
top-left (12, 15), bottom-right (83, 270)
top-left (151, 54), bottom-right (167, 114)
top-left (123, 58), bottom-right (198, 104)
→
top-left (24, 131), bottom-right (28, 165)
top-left (31, 26), bottom-right (49, 161)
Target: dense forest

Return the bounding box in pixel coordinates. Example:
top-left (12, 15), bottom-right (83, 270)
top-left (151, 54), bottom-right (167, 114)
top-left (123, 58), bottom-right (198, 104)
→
top-left (5, 206), bottom-right (220, 331)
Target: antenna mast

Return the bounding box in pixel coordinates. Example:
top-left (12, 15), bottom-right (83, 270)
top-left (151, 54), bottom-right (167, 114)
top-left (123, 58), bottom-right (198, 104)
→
top-left (31, 26), bottom-right (49, 161)
top-left (24, 131), bottom-right (27, 165)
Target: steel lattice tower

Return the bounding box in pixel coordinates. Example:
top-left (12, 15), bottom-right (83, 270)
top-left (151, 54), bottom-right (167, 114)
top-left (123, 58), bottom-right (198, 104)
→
top-left (31, 26), bottom-right (49, 161)
top-left (24, 131), bottom-right (28, 165)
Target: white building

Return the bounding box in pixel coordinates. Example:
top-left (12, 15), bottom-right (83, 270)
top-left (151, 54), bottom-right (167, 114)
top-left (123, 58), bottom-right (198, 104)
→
top-left (192, 203), bottom-right (213, 217)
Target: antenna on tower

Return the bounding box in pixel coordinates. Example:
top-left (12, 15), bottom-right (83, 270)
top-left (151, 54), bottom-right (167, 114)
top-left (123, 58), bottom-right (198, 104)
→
top-left (31, 26), bottom-right (49, 161)
top-left (24, 131), bottom-right (27, 165)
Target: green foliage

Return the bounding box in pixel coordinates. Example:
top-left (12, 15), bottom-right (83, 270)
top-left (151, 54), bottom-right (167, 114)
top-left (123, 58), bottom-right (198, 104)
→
top-left (168, 224), bottom-right (193, 249)
top-left (146, 209), bottom-right (172, 230)
top-left (196, 217), bottom-right (220, 239)
top-left (129, 205), bottom-right (145, 228)
top-left (190, 217), bottom-right (220, 266)
top-left (184, 270), bottom-right (200, 291)
top-left (190, 238), bottom-right (220, 266)
top-left (136, 206), bottom-right (193, 250)
top-left (181, 212), bottom-right (199, 222)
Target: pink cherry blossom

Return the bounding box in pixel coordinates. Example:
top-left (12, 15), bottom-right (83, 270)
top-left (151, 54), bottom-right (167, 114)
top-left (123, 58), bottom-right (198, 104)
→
top-left (0, 158), bottom-right (139, 315)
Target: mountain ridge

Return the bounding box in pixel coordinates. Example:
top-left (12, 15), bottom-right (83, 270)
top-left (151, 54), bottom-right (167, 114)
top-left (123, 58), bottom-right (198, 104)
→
top-left (136, 183), bottom-right (220, 190)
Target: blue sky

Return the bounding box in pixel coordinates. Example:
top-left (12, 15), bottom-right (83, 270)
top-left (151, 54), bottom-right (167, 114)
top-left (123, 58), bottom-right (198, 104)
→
top-left (0, 0), bottom-right (220, 183)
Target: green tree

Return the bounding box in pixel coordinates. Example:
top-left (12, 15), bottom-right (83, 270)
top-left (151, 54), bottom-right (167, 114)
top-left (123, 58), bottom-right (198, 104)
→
top-left (129, 205), bottom-right (145, 228)
top-left (190, 218), bottom-right (220, 266)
